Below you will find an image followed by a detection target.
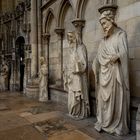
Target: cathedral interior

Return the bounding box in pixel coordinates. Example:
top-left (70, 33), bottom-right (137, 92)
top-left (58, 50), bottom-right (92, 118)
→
top-left (0, 0), bottom-right (140, 139)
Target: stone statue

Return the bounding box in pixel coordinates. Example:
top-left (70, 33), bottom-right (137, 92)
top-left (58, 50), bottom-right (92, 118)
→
top-left (0, 61), bottom-right (9, 91)
top-left (67, 31), bottom-right (90, 119)
top-left (92, 10), bottom-right (130, 135)
top-left (39, 57), bottom-right (48, 102)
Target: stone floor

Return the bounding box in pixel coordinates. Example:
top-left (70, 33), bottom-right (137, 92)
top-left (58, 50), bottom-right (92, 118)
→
top-left (0, 92), bottom-right (136, 140)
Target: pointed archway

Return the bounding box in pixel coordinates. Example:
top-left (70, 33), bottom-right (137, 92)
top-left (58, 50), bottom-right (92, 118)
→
top-left (15, 36), bottom-right (25, 91)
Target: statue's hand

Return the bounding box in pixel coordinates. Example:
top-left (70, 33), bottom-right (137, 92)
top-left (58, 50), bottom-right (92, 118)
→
top-left (110, 54), bottom-right (119, 64)
top-left (73, 71), bottom-right (82, 75)
top-left (72, 71), bottom-right (78, 74)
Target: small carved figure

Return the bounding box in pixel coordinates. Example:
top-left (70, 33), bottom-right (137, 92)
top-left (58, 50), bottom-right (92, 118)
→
top-left (0, 61), bottom-right (9, 91)
top-left (39, 57), bottom-right (48, 102)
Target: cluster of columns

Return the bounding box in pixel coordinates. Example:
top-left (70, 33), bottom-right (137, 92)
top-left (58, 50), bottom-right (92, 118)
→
top-left (30, 0), bottom-right (38, 78)
top-left (30, 0), bottom-right (41, 79)
top-left (42, 18), bottom-right (85, 87)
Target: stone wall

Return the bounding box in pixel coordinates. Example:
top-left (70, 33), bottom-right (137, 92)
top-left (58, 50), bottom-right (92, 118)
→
top-left (0, 0), bottom-right (26, 13)
top-left (0, 0), bottom-right (31, 91)
top-left (42, 0), bottom-right (140, 98)
top-left (136, 105), bottom-right (140, 139)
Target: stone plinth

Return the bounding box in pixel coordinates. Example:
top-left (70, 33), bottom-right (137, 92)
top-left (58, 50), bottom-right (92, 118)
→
top-left (26, 84), bottom-right (39, 99)
top-left (49, 86), bottom-right (67, 105)
top-left (136, 104), bottom-right (140, 140)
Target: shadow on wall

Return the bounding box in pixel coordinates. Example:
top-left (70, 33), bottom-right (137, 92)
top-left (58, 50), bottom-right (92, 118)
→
top-left (128, 19), bottom-right (140, 98)
top-left (88, 44), bottom-right (100, 97)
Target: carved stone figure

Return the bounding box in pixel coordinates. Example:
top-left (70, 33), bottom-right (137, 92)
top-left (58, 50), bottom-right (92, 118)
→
top-left (67, 32), bottom-right (90, 119)
top-left (0, 61), bottom-right (9, 91)
top-left (92, 10), bottom-right (130, 135)
top-left (39, 57), bottom-right (48, 102)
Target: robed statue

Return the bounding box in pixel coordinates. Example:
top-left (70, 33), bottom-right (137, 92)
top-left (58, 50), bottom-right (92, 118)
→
top-left (39, 57), bottom-right (48, 102)
top-left (66, 31), bottom-right (90, 119)
top-left (0, 61), bottom-right (9, 91)
top-left (92, 10), bottom-right (130, 135)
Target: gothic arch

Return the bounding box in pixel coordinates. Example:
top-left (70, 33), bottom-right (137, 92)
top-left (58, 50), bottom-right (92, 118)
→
top-left (44, 8), bottom-right (55, 33)
top-left (76, 0), bottom-right (89, 19)
top-left (57, 0), bottom-right (75, 28)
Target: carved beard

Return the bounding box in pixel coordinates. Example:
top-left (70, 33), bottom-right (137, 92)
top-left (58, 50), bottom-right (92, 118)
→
top-left (104, 24), bottom-right (114, 37)
top-left (69, 42), bottom-right (76, 48)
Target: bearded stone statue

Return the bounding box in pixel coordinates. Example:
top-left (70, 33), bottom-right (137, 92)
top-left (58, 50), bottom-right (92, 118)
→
top-left (66, 31), bottom-right (90, 119)
top-left (92, 10), bottom-right (130, 135)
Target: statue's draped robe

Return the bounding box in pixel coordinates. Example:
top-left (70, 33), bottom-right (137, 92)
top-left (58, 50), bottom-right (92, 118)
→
top-left (0, 64), bottom-right (8, 91)
top-left (39, 63), bottom-right (48, 102)
top-left (92, 28), bottom-right (130, 135)
top-left (68, 44), bottom-right (90, 118)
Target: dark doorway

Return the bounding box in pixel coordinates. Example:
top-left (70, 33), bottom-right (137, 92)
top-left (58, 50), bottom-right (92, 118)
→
top-left (15, 36), bottom-right (25, 91)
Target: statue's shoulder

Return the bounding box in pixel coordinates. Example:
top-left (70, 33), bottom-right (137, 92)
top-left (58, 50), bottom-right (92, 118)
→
top-left (99, 38), bottom-right (105, 46)
top-left (78, 43), bottom-right (87, 51)
top-left (116, 27), bottom-right (127, 36)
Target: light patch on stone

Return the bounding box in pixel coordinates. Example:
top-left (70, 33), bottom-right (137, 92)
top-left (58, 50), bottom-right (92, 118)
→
top-left (19, 112), bottom-right (33, 117)
top-left (49, 130), bottom-right (94, 140)
top-left (0, 104), bottom-right (10, 111)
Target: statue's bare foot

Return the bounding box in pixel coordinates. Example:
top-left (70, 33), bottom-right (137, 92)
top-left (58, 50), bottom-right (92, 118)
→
top-left (94, 123), bottom-right (102, 132)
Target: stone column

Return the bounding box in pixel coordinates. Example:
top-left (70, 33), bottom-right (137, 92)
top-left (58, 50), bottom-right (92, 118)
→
top-left (37, 0), bottom-right (42, 73)
top-left (55, 28), bottom-right (64, 87)
top-left (27, 44), bottom-right (32, 81)
top-left (23, 44), bottom-right (28, 94)
top-left (42, 33), bottom-right (50, 85)
top-left (136, 105), bottom-right (140, 140)
top-left (30, 0), bottom-right (38, 78)
top-left (42, 33), bottom-right (50, 63)
top-left (10, 37), bottom-right (16, 91)
top-left (72, 19), bottom-right (90, 89)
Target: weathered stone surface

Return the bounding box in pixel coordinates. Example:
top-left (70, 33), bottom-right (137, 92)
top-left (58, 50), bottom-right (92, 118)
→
top-left (26, 84), bottom-right (39, 99)
top-left (19, 112), bottom-right (33, 117)
top-left (0, 125), bottom-right (46, 140)
top-left (49, 130), bottom-right (94, 140)
top-left (24, 111), bottom-right (64, 124)
top-left (50, 87), bottom-right (68, 105)
top-left (0, 104), bottom-right (10, 111)
top-left (0, 92), bottom-right (136, 140)
top-left (0, 113), bottom-right (29, 131)
top-left (118, 2), bottom-right (140, 22)
top-left (136, 105), bottom-right (140, 140)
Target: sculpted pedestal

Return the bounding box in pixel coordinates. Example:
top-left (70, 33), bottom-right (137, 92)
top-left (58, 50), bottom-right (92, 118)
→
top-left (26, 84), bottom-right (39, 99)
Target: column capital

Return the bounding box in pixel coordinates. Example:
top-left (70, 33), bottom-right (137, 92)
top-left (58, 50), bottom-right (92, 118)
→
top-left (42, 33), bottom-right (50, 40)
top-left (72, 18), bottom-right (85, 29)
top-left (55, 28), bottom-right (64, 35)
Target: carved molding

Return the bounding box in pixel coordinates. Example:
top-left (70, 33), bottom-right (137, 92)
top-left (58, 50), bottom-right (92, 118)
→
top-left (98, 4), bottom-right (118, 14)
top-left (42, 33), bottom-right (50, 40)
top-left (72, 18), bottom-right (85, 29)
top-left (41, 0), bottom-right (57, 11)
top-left (55, 28), bottom-right (64, 35)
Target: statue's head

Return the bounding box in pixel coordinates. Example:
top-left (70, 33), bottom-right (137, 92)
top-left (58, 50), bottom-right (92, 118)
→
top-left (67, 31), bottom-right (76, 45)
top-left (99, 10), bottom-right (117, 37)
top-left (40, 57), bottom-right (45, 65)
